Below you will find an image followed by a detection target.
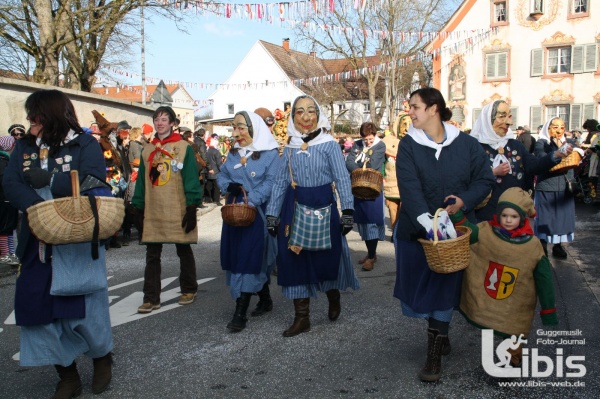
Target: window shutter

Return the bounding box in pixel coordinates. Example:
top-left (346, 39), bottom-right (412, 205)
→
top-left (583, 103), bottom-right (595, 121)
top-left (531, 49), bottom-right (543, 76)
top-left (498, 53), bottom-right (508, 78)
top-left (472, 108), bottom-right (482, 127)
top-left (486, 54), bottom-right (497, 79)
top-left (583, 43), bottom-right (598, 72)
top-left (571, 45), bottom-right (584, 73)
top-left (530, 106), bottom-right (542, 129)
top-left (570, 104), bottom-right (582, 130)
top-left (510, 107), bottom-right (519, 129)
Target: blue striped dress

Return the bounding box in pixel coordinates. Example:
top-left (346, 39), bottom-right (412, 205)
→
top-left (217, 149), bottom-right (282, 299)
top-left (266, 141), bottom-right (360, 299)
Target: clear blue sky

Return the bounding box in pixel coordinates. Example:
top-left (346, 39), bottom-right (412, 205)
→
top-left (121, 12), bottom-right (298, 106)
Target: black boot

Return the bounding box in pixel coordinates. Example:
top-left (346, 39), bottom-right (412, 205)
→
top-left (552, 244), bottom-right (567, 259)
top-left (52, 362), bottom-right (82, 399)
top-left (418, 328), bottom-right (445, 382)
top-left (326, 289), bottom-right (341, 321)
top-left (283, 298), bottom-right (310, 337)
top-left (541, 240), bottom-right (548, 257)
top-left (251, 283), bottom-right (273, 317)
top-left (92, 352), bottom-right (113, 394)
top-left (227, 293), bottom-right (252, 332)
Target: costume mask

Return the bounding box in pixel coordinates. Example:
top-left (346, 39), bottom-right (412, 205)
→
top-left (232, 112), bottom-right (253, 147)
top-left (491, 101), bottom-right (512, 137)
top-left (292, 97), bottom-right (319, 135)
top-left (549, 118), bottom-right (565, 140)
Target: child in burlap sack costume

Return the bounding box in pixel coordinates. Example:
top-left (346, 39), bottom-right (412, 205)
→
top-left (450, 187), bottom-right (558, 366)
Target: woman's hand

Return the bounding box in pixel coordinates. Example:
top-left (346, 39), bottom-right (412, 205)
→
top-left (553, 144), bottom-right (572, 159)
top-left (443, 195), bottom-right (464, 216)
top-left (493, 162), bottom-right (511, 176)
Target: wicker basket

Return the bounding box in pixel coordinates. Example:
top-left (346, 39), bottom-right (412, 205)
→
top-left (417, 208), bottom-right (471, 274)
top-left (221, 187), bottom-right (257, 227)
top-left (351, 162), bottom-right (383, 200)
top-left (28, 170), bottom-right (125, 245)
top-left (549, 151), bottom-right (582, 173)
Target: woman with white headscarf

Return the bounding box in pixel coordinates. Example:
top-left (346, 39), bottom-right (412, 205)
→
top-left (217, 111), bottom-right (282, 332)
top-left (345, 122), bottom-right (386, 271)
top-left (394, 88), bottom-right (494, 382)
top-left (470, 100), bottom-right (567, 222)
top-left (265, 95), bottom-right (359, 337)
top-left (533, 118), bottom-right (583, 259)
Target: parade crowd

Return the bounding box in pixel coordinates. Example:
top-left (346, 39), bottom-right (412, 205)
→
top-left (2, 87), bottom-right (600, 398)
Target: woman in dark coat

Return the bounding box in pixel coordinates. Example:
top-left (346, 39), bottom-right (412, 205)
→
top-left (394, 87), bottom-right (494, 382)
top-left (470, 100), bottom-right (569, 222)
top-left (3, 90), bottom-right (114, 398)
top-left (345, 122), bottom-right (386, 271)
top-left (206, 136), bottom-right (223, 205)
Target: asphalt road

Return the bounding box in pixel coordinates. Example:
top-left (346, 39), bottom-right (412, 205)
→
top-left (1, 202), bottom-right (599, 399)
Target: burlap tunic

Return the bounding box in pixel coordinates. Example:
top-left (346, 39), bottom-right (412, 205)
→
top-left (133, 139), bottom-right (201, 244)
top-left (461, 222), bottom-right (551, 337)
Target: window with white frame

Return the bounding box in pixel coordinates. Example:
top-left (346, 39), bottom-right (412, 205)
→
top-left (338, 103), bottom-right (346, 113)
top-left (227, 104), bottom-right (234, 114)
top-left (547, 47), bottom-right (571, 74)
top-left (546, 104), bottom-right (570, 128)
top-left (363, 103), bottom-right (370, 113)
top-left (485, 52), bottom-right (508, 79)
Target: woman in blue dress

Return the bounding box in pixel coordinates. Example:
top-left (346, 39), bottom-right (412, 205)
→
top-left (266, 95), bottom-right (359, 337)
top-left (345, 122), bottom-right (386, 271)
top-left (394, 88), bottom-right (494, 381)
top-left (217, 111), bottom-right (282, 332)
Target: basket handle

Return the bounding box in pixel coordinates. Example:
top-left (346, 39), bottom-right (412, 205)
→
top-left (431, 208), bottom-right (444, 246)
top-left (228, 186), bottom-right (249, 205)
top-left (70, 170), bottom-right (80, 199)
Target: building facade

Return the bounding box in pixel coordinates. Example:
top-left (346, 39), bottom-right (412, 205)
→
top-left (429, 0), bottom-right (598, 131)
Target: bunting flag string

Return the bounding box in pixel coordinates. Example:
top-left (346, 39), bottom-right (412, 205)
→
top-left (104, 27), bottom-right (496, 96)
top-left (160, 0), bottom-right (490, 41)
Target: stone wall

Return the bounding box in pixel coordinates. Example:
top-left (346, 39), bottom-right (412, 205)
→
top-left (0, 77), bottom-right (155, 135)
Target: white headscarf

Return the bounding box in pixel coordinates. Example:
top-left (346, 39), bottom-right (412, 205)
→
top-left (286, 95), bottom-right (334, 152)
top-left (470, 100), bottom-right (516, 149)
top-left (538, 118), bottom-right (558, 144)
top-left (470, 100), bottom-right (516, 171)
top-left (407, 122), bottom-right (461, 160)
top-left (231, 112), bottom-right (279, 169)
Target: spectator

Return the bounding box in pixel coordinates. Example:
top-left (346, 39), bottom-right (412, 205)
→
top-left (206, 136), bottom-right (223, 205)
top-left (8, 124), bottom-right (26, 140)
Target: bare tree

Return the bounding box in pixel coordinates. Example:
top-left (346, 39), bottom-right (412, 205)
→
top-left (0, 0), bottom-right (185, 91)
top-left (294, 0), bottom-right (458, 126)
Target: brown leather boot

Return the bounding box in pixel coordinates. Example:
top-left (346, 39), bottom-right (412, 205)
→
top-left (282, 298), bottom-right (310, 337)
top-left (92, 352), bottom-right (113, 394)
top-left (358, 255), bottom-right (377, 264)
top-left (362, 258), bottom-right (375, 271)
top-left (418, 329), bottom-right (445, 382)
top-left (52, 362), bottom-right (82, 399)
top-left (508, 345), bottom-right (523, 367)
top-left (326, 289), bottom-right (341, 321)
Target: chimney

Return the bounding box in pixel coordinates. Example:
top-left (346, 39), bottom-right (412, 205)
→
top-left (283, 38), bottom-right (290, 51)
top-left (310, 51), bottom-right (316, 58)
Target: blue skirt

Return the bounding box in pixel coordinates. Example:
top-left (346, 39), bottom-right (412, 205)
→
top-left (393, 238), bottom-right (463, 314)
top-left (276, 184), bottom-right (341, 286)
top-left (534, 190), bottom-right (575, 243)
